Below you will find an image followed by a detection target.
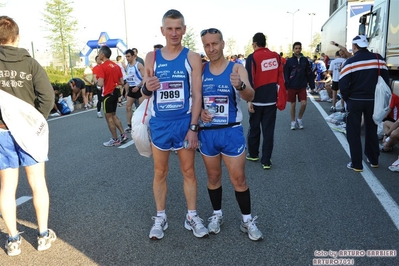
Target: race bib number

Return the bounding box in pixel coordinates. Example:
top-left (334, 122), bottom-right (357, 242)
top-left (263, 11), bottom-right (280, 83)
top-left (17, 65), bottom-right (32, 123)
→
top-left (156, 81), bottom-right (185, 111)
top-left (204, 95), bottom-right (229, 124)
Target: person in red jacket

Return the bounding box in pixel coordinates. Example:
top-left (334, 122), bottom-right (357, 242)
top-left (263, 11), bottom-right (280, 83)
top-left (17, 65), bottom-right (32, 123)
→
top-left (245, 32), bottom-right (286, 169)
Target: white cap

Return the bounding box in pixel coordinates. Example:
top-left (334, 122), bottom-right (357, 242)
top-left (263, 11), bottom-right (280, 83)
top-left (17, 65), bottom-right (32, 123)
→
top-left (352, 35), bottom-right (368, 48)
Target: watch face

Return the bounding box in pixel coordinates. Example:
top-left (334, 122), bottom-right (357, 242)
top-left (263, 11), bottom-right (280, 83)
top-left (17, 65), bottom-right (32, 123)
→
top-left (190, 124), bottom-right (198, 131)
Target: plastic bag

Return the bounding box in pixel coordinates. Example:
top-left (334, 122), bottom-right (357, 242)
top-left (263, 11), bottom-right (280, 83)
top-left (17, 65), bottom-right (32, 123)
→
top-left (58, 97), bottom-right (71, 115)
top-left (64, 95), bottom-right (74, 112)
top-left (319, 90), bottom-right (330, 101)
top-left (131, 98), bottom-right (152, 157)
top-left (0, 89), bottom-right (49, 162)
top-left (388, 156), bottom-right (399, 172)
top-left (373, 76), bottom-right (391, 124)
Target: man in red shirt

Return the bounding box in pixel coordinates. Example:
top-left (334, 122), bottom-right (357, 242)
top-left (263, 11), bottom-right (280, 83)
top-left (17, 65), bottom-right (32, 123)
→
top-left (96, 46), bottom-right (128, 147)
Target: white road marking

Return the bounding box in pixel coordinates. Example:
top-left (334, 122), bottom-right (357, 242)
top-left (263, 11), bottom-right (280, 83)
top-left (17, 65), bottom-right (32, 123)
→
top-left (309, 94), bottom-right (399, 231)
top-left (16, 196), bottom-right (33, 206)
top-left (119, 140), bottom-right (134, 148)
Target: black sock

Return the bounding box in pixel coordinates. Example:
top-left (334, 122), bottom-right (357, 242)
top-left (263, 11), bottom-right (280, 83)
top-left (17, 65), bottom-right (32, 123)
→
top-left (208, 186), bottom-right (222, 211)
top-left (235, 189), bottom-right (251, 215)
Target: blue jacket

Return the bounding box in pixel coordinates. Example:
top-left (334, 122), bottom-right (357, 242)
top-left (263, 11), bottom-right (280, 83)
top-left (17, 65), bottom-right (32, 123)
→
top-left (284, 56), bottom-right (315, 90)
top-left (339, 49), bottom-right (389, 101)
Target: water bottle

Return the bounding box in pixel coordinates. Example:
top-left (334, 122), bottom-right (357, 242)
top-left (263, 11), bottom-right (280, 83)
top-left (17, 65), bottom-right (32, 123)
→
top-left (204, 102), bottom-right (217, 127)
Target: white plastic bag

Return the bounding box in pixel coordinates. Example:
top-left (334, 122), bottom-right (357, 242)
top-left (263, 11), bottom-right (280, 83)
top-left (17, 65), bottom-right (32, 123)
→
top-left (131, 98), bottom-right (152, 157)
top-left (65, 95), bottom-right (74, 112)
top-left (373, 76), bottom-right (391, 124)
top-left (319, 90), bottom-right (330, 101)
top-left (388, 156), bottom-right (399, 172)
top-left (0, 90), bottom-right (49, 162)
top-left (92, 95), bottom-right (98, 107)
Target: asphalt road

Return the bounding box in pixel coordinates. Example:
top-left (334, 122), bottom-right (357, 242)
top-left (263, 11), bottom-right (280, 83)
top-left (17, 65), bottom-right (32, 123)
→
top-left (1, 93), bottom-right (398, 266)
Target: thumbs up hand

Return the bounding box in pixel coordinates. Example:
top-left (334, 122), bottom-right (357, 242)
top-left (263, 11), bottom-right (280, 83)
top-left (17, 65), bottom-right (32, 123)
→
top-left (230, 65), bottom-right (242, 90)
top-left (145, 67), bottom-right (161, 91)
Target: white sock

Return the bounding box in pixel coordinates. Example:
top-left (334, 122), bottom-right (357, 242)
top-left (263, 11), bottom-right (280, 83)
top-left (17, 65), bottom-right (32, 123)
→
top-left (187, 210), bottom-right (197, 220)
top-left (242, 214), bottom-right (252, 223)
top-left (157, 210), bottom-right (166, 218)
top-left (213, 210), bottom-right (223, 216)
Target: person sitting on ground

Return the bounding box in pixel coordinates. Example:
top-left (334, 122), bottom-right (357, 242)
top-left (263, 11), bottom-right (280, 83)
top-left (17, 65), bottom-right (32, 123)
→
top-left (50, 86), bottom-right (62, 116)
top-left (380, 93), bottom-right (399, 152)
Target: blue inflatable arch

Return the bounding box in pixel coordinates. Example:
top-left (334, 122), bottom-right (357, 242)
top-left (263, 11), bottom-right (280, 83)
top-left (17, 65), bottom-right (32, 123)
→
top-left (80, 32), bottom-right (128, 66)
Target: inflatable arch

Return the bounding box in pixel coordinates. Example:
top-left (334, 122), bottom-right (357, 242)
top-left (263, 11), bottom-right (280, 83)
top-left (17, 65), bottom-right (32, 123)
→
top-left (80, 32), bottom-right (127, 66)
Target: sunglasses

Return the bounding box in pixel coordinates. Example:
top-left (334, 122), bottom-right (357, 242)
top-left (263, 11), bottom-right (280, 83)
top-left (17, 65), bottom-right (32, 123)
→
top-left (200, 28), bottom-right (221, 37)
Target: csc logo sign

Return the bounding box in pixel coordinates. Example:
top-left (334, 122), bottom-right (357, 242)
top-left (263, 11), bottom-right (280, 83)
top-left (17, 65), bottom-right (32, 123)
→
top-left (261, 58), bottom-right (278, 71)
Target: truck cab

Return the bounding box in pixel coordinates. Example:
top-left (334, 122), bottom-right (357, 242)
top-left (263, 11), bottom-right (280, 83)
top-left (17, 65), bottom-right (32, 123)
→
top-left (362, 0), bottom-right (399, 94)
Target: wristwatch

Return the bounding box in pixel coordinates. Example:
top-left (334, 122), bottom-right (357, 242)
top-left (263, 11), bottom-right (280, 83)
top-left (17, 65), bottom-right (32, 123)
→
top-left (237, 81), bottom-right (246, 91)
top-left (189, 124), bottom-right (199, 132)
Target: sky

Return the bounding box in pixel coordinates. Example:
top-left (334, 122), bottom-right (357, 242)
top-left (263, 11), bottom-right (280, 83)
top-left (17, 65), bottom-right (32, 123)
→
top-left (1, 0), bottom-right (329, 61)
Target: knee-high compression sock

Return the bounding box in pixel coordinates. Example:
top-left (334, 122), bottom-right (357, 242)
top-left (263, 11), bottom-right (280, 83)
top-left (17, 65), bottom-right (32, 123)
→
top-left (235, 189), bottom-right (251, 215)
top-left (208, 186), bottom-right (223, 211)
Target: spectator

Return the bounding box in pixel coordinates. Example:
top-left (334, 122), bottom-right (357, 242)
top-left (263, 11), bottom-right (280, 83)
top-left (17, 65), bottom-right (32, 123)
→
top-left (132, 47), bottom-right (145, 66)
top-left (153, 44), bottom-right (163, 50)
top-left (328, 50), bottom-right (345, 112)
top-left (245, 32), bottom-right (285, 170)
top-left (83, 64), bottom-right (94, 107)
top-left (284, 42), bottom-right (315, 130)
top-left (339, 35), bottom-right (389, 171)
top-left (92, 55), bottom-right (103, 118)
top-left (0, 15), bottom-right (56, 256)
top-left (380, 93), bottom-right (399, 152)
top-left (68, 77), bottom-right (91, 109)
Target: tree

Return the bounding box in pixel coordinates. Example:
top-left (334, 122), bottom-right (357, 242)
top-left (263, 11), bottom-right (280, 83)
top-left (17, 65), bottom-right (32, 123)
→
top-left (309, 32), bottom-right (321, 56)
top-left (182, 27), bottom-right (197, 52)
top-left (225, 38), bottom-right (237, 56)
top-left (42, 0), bottom-right (77, 75)
top-left (244, 39), bottom-right (253, 57)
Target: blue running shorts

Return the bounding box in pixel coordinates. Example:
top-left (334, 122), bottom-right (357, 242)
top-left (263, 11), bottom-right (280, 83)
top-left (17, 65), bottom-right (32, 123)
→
top-left (198, 125), bottom-right (246, 157)
top-left (0, 130), bottom-right (42, 170)
top-left (150, 116), bottom-right (191, 151)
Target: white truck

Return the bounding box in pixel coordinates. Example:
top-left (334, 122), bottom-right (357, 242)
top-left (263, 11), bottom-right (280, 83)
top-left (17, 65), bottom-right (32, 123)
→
top-left (320, 0), bottom-right (374, 59)
top-left (360, 0), bottom-right (399, 94)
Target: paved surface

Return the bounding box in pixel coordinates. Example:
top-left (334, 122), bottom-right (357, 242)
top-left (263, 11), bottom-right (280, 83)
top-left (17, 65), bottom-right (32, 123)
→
top-left (1, 94), bottom-right (398, 266)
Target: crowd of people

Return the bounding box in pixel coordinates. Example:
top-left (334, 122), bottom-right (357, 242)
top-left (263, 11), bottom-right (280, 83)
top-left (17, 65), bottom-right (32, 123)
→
top-left (0, 7), bottom-right (396, 258)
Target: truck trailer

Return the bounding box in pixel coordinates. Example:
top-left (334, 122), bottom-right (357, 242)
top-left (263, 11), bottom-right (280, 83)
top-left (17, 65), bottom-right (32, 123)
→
top-left (320, 0), bottom-right (374, 59)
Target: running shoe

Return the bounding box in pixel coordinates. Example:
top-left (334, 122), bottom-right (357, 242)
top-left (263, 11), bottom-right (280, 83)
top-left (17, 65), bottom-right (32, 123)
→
top-left (103, 138), bottom-right (121, 147)
top-left (5, 236), bottom-right (22, 256)
top-left (240, 216), bottom-right (263, 241)
top-left (246, 155), bottom-right (259, 162)
top-left (37, 229), bottom-right (57, 251)
top-left (97, 112), bottom-right (103, 118)
top-left (207, 214), bottom-right (223, 234)
top-left (290, 121), bottom-right (296, 130)
top-left (262, 164), bottom-right (271, 170)
top-left (124, 126), bottom-right (132, 133)
top-left (149, 216), bottom-right (168, 240)
top-left (296, 119), bottom-right (304, 129)
top-left (346, 162), bottom-right (363, 172)
top-left (184, 215), bottom-right (209, 238)
top-left (366, 158), bottom-right (379, 168)
top-left (120, 133), bottom-right (128, 143)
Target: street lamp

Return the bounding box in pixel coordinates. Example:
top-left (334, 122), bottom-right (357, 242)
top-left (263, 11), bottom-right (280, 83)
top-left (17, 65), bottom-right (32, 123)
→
top-left (123, 0), bottom-right (128, 47)
top-left (308, 13), bottom-right (316, 49)
top-left (287, 9), bottom-right (300, 48)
